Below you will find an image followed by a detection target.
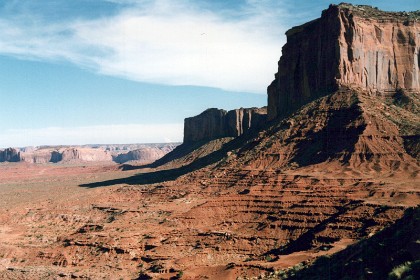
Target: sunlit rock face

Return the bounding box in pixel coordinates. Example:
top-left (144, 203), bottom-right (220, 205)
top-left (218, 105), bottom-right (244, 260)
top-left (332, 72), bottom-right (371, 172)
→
top-left (268, 3), bottom-right (420, 120)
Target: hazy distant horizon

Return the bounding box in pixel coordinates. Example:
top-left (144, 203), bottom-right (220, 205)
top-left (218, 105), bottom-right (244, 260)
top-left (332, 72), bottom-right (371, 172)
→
top-left (1, 0), bottom-right (418, 147)
top-left (1, 141), bottom-right (183, 151)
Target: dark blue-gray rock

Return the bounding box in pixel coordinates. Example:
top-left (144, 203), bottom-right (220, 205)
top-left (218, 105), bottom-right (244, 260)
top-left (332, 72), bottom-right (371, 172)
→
top-left (0, 148), bottom-right (21, 162)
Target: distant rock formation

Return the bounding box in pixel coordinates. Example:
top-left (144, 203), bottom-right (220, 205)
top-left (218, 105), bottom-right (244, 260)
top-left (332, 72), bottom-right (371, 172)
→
top-left (268, 4), bottom-right (420, 120)
top-left (50, 151), bottom-right (63, 163)
top-left (0, 144), bottom-right (178, 164)
top-left (21, 149), bottom-right (56, 164)
top-left (60, 148), bottom-right (113, 162)
top-left (0, 148), bottom-right (20, 162)
top-left (113, 145), bottom-right (177, 164)
top-left (184, 107), bottom-right (267, 142)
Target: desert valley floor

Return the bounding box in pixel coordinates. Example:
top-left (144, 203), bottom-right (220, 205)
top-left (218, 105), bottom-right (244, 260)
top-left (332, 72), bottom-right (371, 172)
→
top-left (0, 156), bottom-right (418, 279)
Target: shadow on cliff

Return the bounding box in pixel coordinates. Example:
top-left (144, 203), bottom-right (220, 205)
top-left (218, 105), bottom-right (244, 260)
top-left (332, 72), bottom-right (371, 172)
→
top-left (79, 127), bottom-right (269, 188)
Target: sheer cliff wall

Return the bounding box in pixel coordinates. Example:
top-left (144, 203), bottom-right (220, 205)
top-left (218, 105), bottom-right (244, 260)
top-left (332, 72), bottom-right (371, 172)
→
top-left (268, 4), bottom-right (420, 120)
top-left (183, 107), bottom-right (267, 142)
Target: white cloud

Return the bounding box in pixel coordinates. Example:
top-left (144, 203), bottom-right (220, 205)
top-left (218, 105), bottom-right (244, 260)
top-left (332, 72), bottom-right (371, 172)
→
top-left (1, 124), bottom-right (183, 148)
top-left (0, 0), bottom-right (288, 93)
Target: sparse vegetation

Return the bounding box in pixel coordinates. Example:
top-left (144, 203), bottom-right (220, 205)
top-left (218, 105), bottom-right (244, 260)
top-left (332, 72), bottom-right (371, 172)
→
top-left (388, 261), bottom-right (420, 280)
top-left (272, 208), bottom-right (419, 280)
top-left (265, 255), bottom-right (273, 262)
top-left (150, 264), bottom-right (163, 273)
top-left (176, 270), bottom-right (184, 279)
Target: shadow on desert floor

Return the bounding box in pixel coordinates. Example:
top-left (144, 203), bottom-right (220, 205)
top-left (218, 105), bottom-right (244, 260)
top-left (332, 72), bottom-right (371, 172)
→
top-left (79, 165), bottom-right (192, 187)
top-left (79, 139), bottom-right (236, 188)
top-left (79, 131), bottom-right (257, 188)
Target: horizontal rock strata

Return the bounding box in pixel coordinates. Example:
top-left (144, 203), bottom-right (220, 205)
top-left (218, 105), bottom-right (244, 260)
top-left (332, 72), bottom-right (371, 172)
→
top-left (0, 144), bottom-right (178, 164)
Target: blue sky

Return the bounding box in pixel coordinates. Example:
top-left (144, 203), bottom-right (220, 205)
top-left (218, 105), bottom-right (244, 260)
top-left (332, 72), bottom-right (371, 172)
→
top-left (0, 0), bottom-right (418, 148)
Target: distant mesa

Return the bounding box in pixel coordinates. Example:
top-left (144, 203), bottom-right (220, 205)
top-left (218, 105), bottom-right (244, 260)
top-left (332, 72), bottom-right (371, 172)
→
top-left (0, 148), bottom-right (20, 162)
top-left (112, 146), bottom-right (174, 164)
top-left (184, 107), bottom-right (267, 142)
top-left (0, 144), bottom-right (178, 165)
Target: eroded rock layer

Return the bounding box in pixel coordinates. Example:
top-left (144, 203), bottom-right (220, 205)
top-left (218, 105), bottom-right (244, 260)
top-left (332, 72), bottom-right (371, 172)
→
top-left (268, 4), bottom-right (420, 120)
top-left (0, 144), bottom-right (178, 164)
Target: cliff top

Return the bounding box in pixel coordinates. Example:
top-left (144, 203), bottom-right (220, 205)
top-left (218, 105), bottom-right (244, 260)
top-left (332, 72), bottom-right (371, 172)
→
top-left (336, 3), bottom-right (420, 21)
top-left (287, 3), bottom-right (419, 40)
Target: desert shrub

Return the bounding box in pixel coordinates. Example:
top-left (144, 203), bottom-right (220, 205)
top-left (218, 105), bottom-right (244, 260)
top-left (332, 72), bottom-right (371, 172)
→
top-left (150, 264), bottom-right (163, 273)
top-left (388, 261), bottom-right (411, 279)
top-left (388, 260), bottom-right (420, 280)
top-left (265, 255), bottom-right (273, 262)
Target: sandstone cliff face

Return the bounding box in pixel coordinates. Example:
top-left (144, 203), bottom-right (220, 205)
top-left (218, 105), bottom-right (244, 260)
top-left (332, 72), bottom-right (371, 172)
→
top-left (268, 4), bottom-right (420, 120)
top-left (226, 107), bottom-right (267, 136)
top-left (184, 108), bottom-right (227, 142)
top-left (0, 144), bottom-right (178, 164)
top-left (60, 148), bottom-right (113, 162)
top-left (184, 107), bottom-right (267, 142)
top-left (21, 150), bottom-right (56, 164)
top-left (113, 146), bottom-right (177, 164)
